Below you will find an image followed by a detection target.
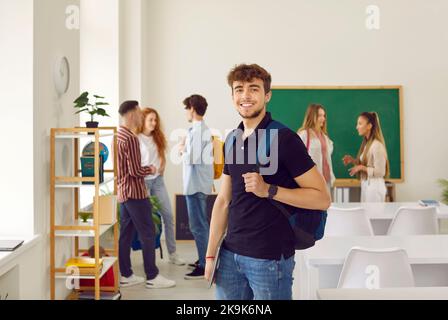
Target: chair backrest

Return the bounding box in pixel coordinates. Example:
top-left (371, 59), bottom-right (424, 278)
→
top-left (326, 207), bottom-right (374, 236)
top-left (387, 206), bottom-right (439, 236)
top-left (337, 247), bottom-right (415, 289)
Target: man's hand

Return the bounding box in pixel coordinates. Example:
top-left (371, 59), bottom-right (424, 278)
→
top-left (148, 165), bottom-right (157, 175)
top-left (242, 172), bottom-right (269, 198)
top-left (204, 259), bottom-right (215, 282)
top-left (178, 136), bottom-right (187, 155)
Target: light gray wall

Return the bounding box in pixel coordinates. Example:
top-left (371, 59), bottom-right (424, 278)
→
top-left (34, 0), bottom-right (81, 299)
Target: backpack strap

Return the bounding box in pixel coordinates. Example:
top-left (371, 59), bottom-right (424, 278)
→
top-left (256, 120), bottom-right (293, 219)
top-left (306, 128), bottom-right (310, 151)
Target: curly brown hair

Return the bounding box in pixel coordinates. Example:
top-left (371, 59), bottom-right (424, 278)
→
top-left (227, 64), bottom-right (272, 94)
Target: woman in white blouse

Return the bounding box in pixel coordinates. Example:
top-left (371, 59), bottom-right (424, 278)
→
top-left (138, 107), bottom-right (185, 266)
top-left (297, 104), bottom-right (335, 194)
top-left (343, 112), bottom-right (389, 202)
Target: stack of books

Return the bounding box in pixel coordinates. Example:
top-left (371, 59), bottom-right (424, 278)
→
top-left (65, 257), bottom-right (104, 276)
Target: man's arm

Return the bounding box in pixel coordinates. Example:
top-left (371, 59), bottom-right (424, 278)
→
top-left (243, 166), bottom-right (331, 210)
top-left (204, 174), bottom-right (232, 281)
top-left (276, 166), bottom-right (331, 210)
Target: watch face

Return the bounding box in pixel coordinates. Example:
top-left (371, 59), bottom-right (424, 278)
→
top-left (54, 56), bottom-right (70, 95)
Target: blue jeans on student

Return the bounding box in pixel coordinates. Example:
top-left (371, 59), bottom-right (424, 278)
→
top-left (215, 248), bottom-right (295, 300)
top-left (145, 176), bottom-right (176, 255)
top-left (185, 192), bottom-right (209, 269)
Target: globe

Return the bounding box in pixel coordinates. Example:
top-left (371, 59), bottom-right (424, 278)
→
top-left (82, 142), bottom-right (109, 163)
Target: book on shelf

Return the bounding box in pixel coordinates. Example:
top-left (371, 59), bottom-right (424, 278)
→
top-left (75, 266), bottom-right (103, 276)
top-left (81, 155), bottom-right (104, 184)
top-left (65, 257), bottom-right (104, 268)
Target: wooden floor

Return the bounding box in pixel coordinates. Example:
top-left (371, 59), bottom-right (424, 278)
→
top-left (120, 241), bottom-right (215, 300)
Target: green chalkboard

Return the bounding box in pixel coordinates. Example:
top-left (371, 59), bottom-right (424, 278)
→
top-left (267, 87), bottom-right (403, 182)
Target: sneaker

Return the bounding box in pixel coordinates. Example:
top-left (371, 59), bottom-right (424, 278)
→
top-left (187, 260), bottom-right (199, 270)
top-left (120, 274), bottom-right (145, 288)
top-left (184, 265), bottom-right (205, 280)
top-left (145, 274), bottom-right (176, 289)
top-left (169, 253), bottom-right (186, 266)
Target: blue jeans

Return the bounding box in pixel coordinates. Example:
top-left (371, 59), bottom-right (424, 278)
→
top-left (185, 192), bottom-right (209, 269)
top-left (145, 176), bottom-right (176, 255)
top-left (215, 248), bottom-right (295, 300)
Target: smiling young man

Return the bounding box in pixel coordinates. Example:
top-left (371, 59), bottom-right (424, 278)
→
top-left (204, 64), bottom-right (331, 300)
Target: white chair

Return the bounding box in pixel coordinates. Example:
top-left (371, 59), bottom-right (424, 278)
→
top-left (337, 247), bottom-right (415, 289)
top-left (387, 206), bottom-right (439, 236)
top-left (326, 207), bottom-right (374, 236)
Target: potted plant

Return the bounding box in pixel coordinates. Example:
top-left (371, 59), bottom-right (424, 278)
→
top-left (73, 91), bottom-right (110, 131)
top-left (438, 179), bottom-right (448, 204)
top-left (78, 211), bottom-right (92, 225)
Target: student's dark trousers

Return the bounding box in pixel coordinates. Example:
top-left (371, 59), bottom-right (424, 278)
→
top-left (119, 198), bottom-right (159, 280)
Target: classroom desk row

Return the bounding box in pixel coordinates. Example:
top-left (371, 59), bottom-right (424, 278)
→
top-left (293, 201), bottom-right (448, 300)
top-left (293, 234), bottom-right (448, 300)
top-left (331, 202), bottom-right (448, 235)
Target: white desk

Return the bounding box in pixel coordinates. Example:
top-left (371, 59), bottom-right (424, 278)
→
top-left (317, 287), bottom-right (448, 300)
top-left (0, 235), bottom-right (41, 271)
top-left (330, 202), bottom-right (448, 234)
top-left (0, 235), bottom-right (42, 300)
top-left (294, 235), bottom-right (448, 300)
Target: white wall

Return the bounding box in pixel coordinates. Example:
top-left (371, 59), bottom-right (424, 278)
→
top-left (0, 0), bottom-right (34, 236)
top-left (0, 0), bottom-right (80, 299)
top-left (119, 0), bottom-right (144, 103)
top-left (80, 0), bottom-right (119, 123)
top-left (34, 0), bottom-right (81, 299)
top-left (79, 0), bottom-right (119, 212)
top-left (143, 0), bottom-right (448, 202)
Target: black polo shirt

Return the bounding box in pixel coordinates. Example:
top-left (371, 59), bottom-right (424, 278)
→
top-left (223, 112), bottom-right (315, 260)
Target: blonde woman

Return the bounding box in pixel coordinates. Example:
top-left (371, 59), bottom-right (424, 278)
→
top-left (297, 104), bottom-right (335, 193)
top-left (343, 112), bottom-right (390, 202)
top-left (137, 107), bottom-right (186, 266)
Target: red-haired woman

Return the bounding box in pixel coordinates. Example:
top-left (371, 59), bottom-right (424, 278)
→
top-left (138, 107), bottom-right (186, 266)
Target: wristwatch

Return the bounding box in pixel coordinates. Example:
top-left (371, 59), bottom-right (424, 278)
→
top-left (267, 184), bottom-right (278, 199)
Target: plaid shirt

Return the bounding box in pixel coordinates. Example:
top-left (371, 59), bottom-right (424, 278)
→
top-left (117, 126), bottom-right (152, 203)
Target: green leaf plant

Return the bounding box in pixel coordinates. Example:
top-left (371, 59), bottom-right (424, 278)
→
top-left (73, 91), bottom-right (110, 122)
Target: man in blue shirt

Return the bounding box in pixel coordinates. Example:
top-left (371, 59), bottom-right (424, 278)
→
top-left (180, 94), bottom-right (214, 279)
